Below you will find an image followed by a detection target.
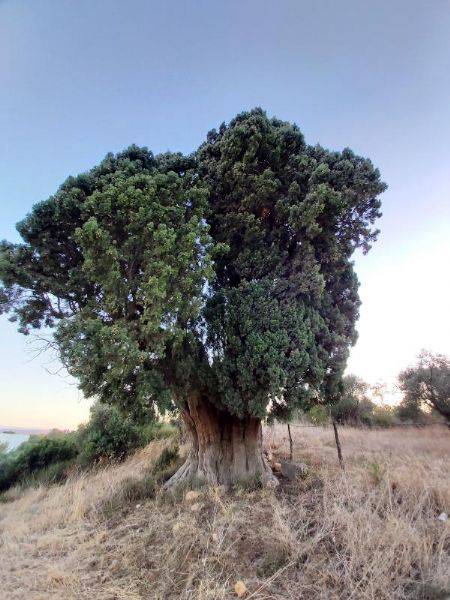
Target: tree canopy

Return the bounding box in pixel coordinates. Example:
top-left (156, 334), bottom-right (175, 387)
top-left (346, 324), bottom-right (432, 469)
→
top-left (0, 109), bottom-right (386, 425)
top-left (331, 375), bottom-right (374, 425)
top-left (398, 351), bottom-right (450, 424)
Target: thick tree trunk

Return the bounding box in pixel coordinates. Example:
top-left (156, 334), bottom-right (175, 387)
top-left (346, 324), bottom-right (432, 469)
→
top-left (165, 393), bottom-right (278, 489)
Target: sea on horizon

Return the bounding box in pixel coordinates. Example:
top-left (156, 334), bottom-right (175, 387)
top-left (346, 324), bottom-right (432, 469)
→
top-left (0, 432), bottom-right (30, 452)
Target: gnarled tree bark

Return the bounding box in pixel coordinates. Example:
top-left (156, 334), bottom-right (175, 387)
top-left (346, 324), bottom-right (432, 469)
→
top-left (165, 392), bottom-right (278, 489)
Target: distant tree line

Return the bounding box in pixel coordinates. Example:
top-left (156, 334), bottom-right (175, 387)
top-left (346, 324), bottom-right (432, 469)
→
top-left (307, 351), bottom-right (450, 427)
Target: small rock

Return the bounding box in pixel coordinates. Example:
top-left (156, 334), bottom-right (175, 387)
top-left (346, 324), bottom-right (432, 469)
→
top-left (190, 502), bottom-right (203, 513)
top-left (280, 460), bottom-right (308, 480)
top-left (272, 462), bottom-right (282, 472)
top-left (185, 490), bottom-right (202, 503)
top-left (437, 512), bottom-right (448, 522)
top-left (136, 504), bottom-right (141, 509)
top-left (234, 580), bottom-right (247, 597)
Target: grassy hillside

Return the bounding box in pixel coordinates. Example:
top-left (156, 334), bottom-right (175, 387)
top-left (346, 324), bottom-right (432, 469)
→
top-left (0, 426), bottom-right (449, 599)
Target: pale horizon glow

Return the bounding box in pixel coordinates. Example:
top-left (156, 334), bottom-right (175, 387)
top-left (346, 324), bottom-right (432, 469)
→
top-left (348, 222), bottom-right (450, 405)
top-left (1, 0), bottom-right (449, 429)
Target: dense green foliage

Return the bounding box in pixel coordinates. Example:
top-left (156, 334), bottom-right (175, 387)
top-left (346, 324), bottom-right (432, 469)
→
top-left (199, 113), bottom-right (385, 418)
top-left (0, 147), bottom-right (211, 420)
top-left (0, 433), bottom-right (77, 491)
top-left (398, 351), bottom-right (450, 423)
top-left (370, 404), bottom-right (397, 428)
top-left (77, 401), bottom-right (174, 466)
top-left (76, 402), bottom-right (147, 466)
top-left (0, 109), bottom-right (386, 423)
top-left (331, 375), bottom-right (376, 425)
top-left (307, 405), bottom-right (329, 426)
top-left (396, 398), bottom-right (425, 423)
top-left (330, 375), bottom-right (397, 427)
top-left (0, 405), bottom-right (176, 492)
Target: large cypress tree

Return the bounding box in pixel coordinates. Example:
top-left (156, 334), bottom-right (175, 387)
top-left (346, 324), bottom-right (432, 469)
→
top-left (0, 109), bottom-right (386, 486)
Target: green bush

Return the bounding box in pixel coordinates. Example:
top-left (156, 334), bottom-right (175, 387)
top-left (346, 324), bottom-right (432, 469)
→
top-left (77, 402), bottom-right (177, 467)
top-left (308, 405), bottom-right (329, 426)
top-left (76, 403), bottom-right (144, 466)
top-left (371, 405), bottom-right (397, 428)
top-left (330, 394), bottom-right (358, 424)
top-left (331, 375), bottom-right (377, 425)
top-left (0, 403), bottom-right (178, 493)
top-left (101, 474), bottom-right (157, 519)
top-left (149, 444), bottom-right (181, 483)
top-left (395, 398), bottom-right (427, 423)
top-left (358, 399), bottom-right (379, 426)
top-left (329, 375), bottom-right (399, 428)
top-left (0, 434), bottom-right (78, 491)
top-left (0, 458), bottom-right (12, 491)
top-left (140, 421), bottom-right (177, 444)
top-left (332, 395), bottom-right (376, 426)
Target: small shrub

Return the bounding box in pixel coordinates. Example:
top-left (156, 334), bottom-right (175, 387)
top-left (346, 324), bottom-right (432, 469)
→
top-left (331, 394), bottom-right (360, 424)
top-left (396, 399), bottom-right (427, 423)
top-left (308, 405), bottom-right (329, 426)
top-left (140, 421), bottom-right (177, 444)
top-left (77, 403), bottom-right (144, 466)
top-left (19, 459), bottom-right (74, 488)
top-left (15, 434), bottom-right (77, 472)
top-left (149, 443), bottom-right (181, 483)
top-left (372, 405), bottom-right (397, 428)
top-left (102, 474), bottom-right (158, 518)
top-left (77, 403), bottom-right (177, 468)
top-left (0, 435), bottom-right (78, 491)
top-left (0, 406), bottom-right (177, 493)
top-left (100, 446), bottom-right (180, 518)
top-left (331, 376), bottom-right (377, 426)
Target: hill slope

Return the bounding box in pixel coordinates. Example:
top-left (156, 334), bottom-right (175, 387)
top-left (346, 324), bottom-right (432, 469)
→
top-left (1, 426), bottom-right (449, 599)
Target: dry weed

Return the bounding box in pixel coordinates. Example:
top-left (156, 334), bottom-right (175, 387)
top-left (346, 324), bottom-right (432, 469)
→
top-left (0, 426), bottom-right (448, 599)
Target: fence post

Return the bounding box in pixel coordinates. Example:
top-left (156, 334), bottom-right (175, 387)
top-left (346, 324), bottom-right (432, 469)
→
top-left (332, 419), bottom-right (345, 471)
top-left (287, 423), bottom-right (293, 461)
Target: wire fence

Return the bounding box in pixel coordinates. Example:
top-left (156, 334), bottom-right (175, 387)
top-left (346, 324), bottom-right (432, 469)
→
top-left (285, 420), bottom-right (446, 428)
top-left (269, 419), bottom-right (447, 470)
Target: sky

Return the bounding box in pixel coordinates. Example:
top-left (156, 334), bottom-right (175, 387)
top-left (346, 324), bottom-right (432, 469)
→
top-left (0, 0), bottom-right (449, 429)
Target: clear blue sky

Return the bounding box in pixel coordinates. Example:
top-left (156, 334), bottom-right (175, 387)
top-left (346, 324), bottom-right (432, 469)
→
top-left (1, 0), bottom-right (449, 428)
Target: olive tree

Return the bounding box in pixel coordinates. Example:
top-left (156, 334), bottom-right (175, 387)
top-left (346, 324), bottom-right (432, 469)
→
top-left (398, 351), bottom-right (450, 424)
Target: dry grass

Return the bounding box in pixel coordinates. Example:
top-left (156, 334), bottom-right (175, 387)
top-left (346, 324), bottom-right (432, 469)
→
top-left (1, 426), bottom-right (449, 599)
